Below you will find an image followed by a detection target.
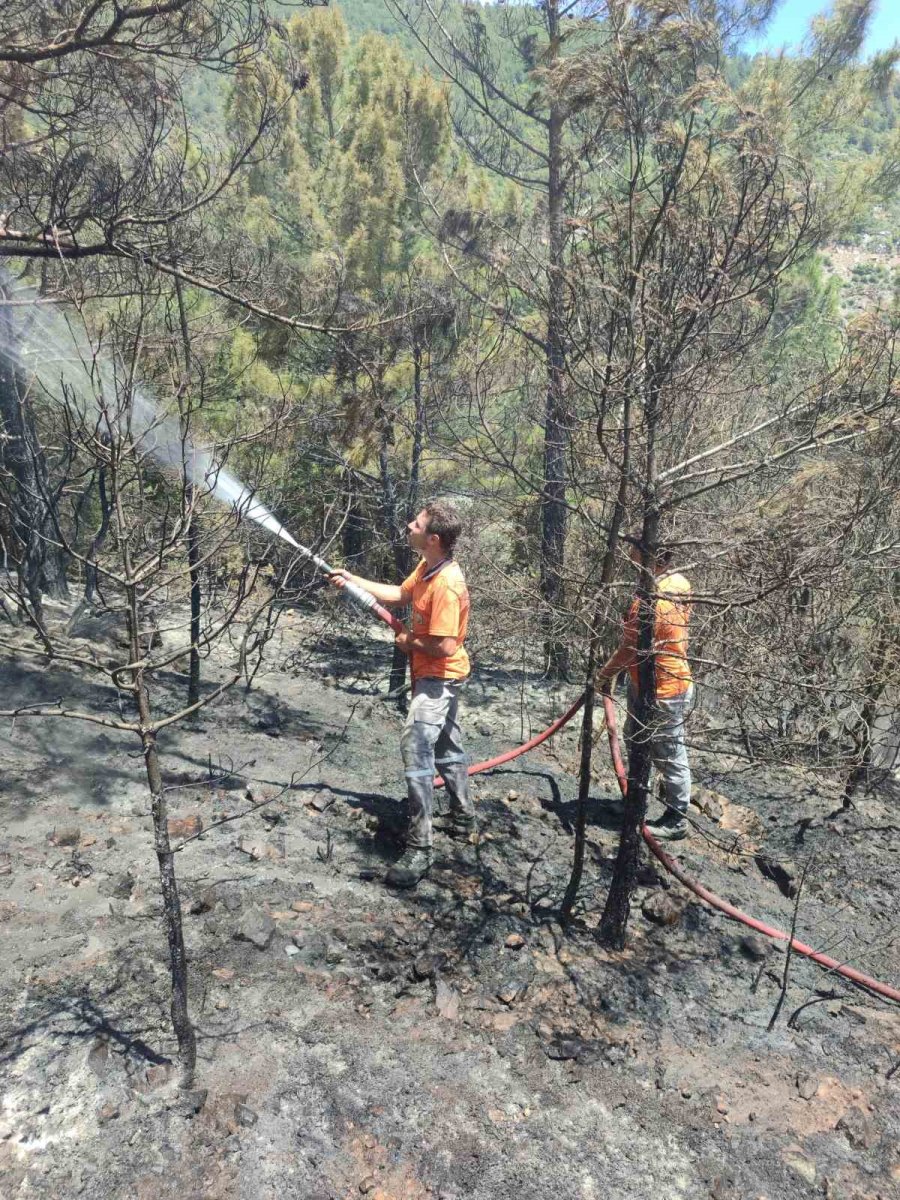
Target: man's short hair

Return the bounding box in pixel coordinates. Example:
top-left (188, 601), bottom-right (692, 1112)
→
top-left (424, 500), bottom-right (463, 555)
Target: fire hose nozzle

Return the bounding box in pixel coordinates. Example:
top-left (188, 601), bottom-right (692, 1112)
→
top-left (340, 579), bottom-right (378, 613)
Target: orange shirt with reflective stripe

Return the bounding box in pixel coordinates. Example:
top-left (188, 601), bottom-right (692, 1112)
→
top-left (623, 572), bottom-right (692, 699)
top-left (401, 559), bottom-right (470, 681)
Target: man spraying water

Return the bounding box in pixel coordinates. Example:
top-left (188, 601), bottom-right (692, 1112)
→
top-left (330, 500), bottom-right (475, 888)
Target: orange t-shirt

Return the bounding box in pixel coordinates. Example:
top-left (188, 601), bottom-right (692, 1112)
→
top-left (623, 572), bottom-right (692, 699)
top-left (401, 559), bottom-right (470, 681)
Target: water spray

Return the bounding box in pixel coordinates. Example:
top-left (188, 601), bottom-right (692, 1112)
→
top-left (3, 283), bottom-right (898, 1003)
top-left (0, 271), bottom-right (402, 632)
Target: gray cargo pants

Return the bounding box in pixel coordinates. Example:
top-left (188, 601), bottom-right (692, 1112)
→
top-left (400, 677), bottom-right (474, 849)
top-left (624, 684), bottom-right (694, 816)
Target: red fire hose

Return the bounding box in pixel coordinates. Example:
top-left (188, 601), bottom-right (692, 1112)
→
top-left (430, 678), bottom-right (899, 1003)
top-left (433, 693), bottom-right (586, 786)
top-left (336, 574), bottom-right (898, 1003)
top-left (598, 693), bottom-right (900, 1003)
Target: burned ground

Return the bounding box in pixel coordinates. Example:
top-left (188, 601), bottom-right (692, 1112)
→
top-left (0, 604), bottom-right (898, 1200)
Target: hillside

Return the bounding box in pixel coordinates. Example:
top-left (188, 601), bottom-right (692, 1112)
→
top-left (1, 599), bottom-right (898, 1199)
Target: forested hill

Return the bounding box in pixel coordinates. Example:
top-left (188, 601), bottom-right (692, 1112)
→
top-left (182, 0), bottom-right (899, 307)
top-left (335, 0), bottom-right (411, 44)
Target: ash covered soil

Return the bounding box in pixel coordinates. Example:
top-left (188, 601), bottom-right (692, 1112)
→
top-left (1, 600), bottom-right (898, 1200)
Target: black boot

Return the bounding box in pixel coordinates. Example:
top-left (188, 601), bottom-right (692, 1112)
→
top-left (433, 811), bottom-right (477, 842)
top-left (645, 808), bottom-right (688, 841)
top-left (385, 846), bottom-right (434, 888)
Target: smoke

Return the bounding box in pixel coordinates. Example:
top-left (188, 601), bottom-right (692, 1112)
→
top-left (0, 270), bottom-right (301, 550)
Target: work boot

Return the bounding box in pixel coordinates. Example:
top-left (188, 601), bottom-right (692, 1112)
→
top-left (443, 812), bottom-right (478, 843)
top-left (385, 846), bottom-right (434, 889)
top-left (645, 809), bottom-right (688, 841)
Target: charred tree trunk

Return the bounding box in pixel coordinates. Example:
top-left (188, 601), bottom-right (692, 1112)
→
top-left (598, 506), bottom-right (659, 947)
top-left (127, 586), bottom-right (196, 1087)
top-left (560, 391), bottom-right (631, 923)
top-left (406, 338), bottom-right (425, 524)
top-left (378, 417), bottom-right (411, 704)
top-left (66, 466), bottom-right (112, 635)
top-left (342, 487), bottom-right (367, 570)
top-left (171, 265), bottom-right (202, 709)
top-left (187, 502), bottom-right (201, 709)
top-left (600, 361), bottom-right (660, 948)
top-left (0, 295), bottom-right (69, 619)
top-left (539, 57), bottom-right (569, 679)
top-left (83, 468), bottom-right (111, 605)
top-left (380, 349), bottom-right (427, 706)
top-left (560, 680), bottom-right (595, 923)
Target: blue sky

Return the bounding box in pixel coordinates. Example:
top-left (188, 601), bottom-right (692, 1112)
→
top-left (746, 1), bottom-right (898, 58)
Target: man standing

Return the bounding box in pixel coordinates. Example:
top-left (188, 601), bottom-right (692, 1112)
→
top-left (595, 541), bottom-right (694, 840)
top-left (329, 500), bottom-right (475, 887)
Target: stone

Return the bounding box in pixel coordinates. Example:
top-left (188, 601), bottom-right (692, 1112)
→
top-left (292, 929), bottom-right (326, 957)
top-left (143, 1063), bottom-right (174, 1090)
top-left (359, 1178), bottom-right (377, 1195)
top-left (221, 1091), bottom-right (249, 1116)
top-left (835, 1106), bottom-right (877, 1151)
top-left (213, 884), bottom-right (243, 913)
top-left (635, 863), bottom-right (664, 887)
top-left (87, 1040), bottom-right (114, 1079)
top-left (505, 933), bottom-right (525, 950)
top-left (234, 909), bottom-right (276, 951)
top-left (545, 1038), bottom-right (587, 1062)
top-left (310, 792), bottom-right (335, 813)
top-left (167, 815), bottom-right (202, 840)
top-left (694, 788), bottom-right (727, 822)
top-left (235, 1103), bottom-right (258, 1127)
top-left (97, 1103), bottom-right (120, 1124)
top-left (189, 888), bottom-right (216, 916)
top-left (796, 1073), bottom-right (819, 1101)
top-left (179, 1089), bottom-right (208, 1116)
top-left (413, 954), bottom-right (446, 981)
top-left (435, 979), bottom-right (460, 1020)
top-left (709, 1175), bottom-right (735, 1200)
top-left (100, 871), bottom-right (135, 900)
top-left (237, 837), bottom-right (281, 862)
top-left (782, 1150), bottom-right (817, 1185)
top-left (50, 827), bottom-right (81, 847)
top-left (497, 980), bottom-right (528, 1006)
top-left (739, 934), bottom-right (769, 962)
top-left (505, 791), bottom-right (519, 802)
top-left (641, 891), bottom-right (683, 926)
